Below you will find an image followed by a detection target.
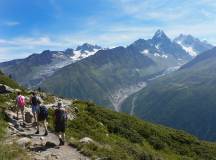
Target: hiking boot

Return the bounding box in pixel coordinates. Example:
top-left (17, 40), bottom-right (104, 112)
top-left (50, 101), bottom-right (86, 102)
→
top-left (35, 130), bottom-right (39, 134)
top-left (14, 117), bottom-right (19, 120)
top-left (59, 138), bottom-right (64, 146)
top-left (44, 131), bottom-right (48, 136)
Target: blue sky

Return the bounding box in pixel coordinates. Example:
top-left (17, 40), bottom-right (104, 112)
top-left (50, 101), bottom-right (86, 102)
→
top-left (0, 0), bottom-right (216, 61)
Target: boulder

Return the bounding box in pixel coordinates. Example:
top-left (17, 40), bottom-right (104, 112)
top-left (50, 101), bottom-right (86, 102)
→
top-left (25, 111), bottom-right (33, 123)
top-left (15, 89), bottom-right (22, 93)
top-left (79, 137), bottom-right (94, 144)
top-left (16, 137), bottom-right (31, 148)
top-left (0, 84), bottom-right (14, 94)
top-left (4, 110), bottom-right (17, 124)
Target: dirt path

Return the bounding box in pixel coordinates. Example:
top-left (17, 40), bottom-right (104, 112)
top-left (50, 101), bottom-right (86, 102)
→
top-left (5, 110), bottom-right (89, 160)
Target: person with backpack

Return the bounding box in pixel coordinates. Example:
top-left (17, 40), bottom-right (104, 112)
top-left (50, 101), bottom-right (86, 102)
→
top-left (35, 104), bottom-right (48, 136)
top-left (54, 102), bottom-right (67, 146)
top-left (15, 92), bottom-right (25, 126)
top-left (30, 92), bottom-right (41, 124)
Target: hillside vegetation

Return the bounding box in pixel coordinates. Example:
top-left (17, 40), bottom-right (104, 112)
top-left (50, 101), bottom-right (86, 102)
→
top-left (0, 72), bottom-right (28, 160)
top-left (47, 100), bottom-right (216, 160)
top-left (1, 71), bottom-right (216, 159)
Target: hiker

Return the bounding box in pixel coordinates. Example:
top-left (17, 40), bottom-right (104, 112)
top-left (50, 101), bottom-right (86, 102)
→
top-left (30, 92), bottom-right (41, 124)
top-left (15, 92), bottom-right (25, 126)
top-left (54, 102), bottom-right (67, 145)
top-left (35, 104), bottom-right (48, 136)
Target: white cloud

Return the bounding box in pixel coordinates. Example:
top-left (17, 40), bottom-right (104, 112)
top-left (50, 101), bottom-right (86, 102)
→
top-left (1, 21), bottom-right (216, 62)
top-left (0, 37), bottom-right (62, 47)
top-left (110, 0), bottom-right (188, 21)
top-left (0, 36), bottom-right (66, 62)
top-left (2, 21), bottom-right (20, 27)
top-left (110, 0), bottom-right (216, 24)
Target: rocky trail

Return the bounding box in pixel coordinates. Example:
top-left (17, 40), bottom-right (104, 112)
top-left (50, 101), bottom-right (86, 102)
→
top-left (4, 107), bottom-right (89, 160)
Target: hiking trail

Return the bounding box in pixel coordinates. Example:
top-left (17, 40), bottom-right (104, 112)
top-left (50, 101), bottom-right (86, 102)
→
top-left (4, 105), bottom-right (89, 160)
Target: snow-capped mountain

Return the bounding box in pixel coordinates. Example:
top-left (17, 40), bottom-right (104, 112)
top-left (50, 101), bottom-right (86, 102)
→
top-left (149, 30), bottom-right (191, 61)
top-left (71, 43), bottom-right (103, 61)
top-left (174, 34), bottom-right (214, 57)
top-left (151, 29), bottom-right (171, 48)
top-left (0, 30), bottom-right (214, 89)
top-left (130, 30), bottom-right (192, 69)
top-left (0, 43), bottom-right (103, 87)
top-left (130, 30), bottom-right (214, 68)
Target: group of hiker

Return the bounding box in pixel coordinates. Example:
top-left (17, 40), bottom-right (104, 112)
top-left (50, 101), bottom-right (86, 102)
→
top-left (15, 91), bottom-right (67, 146)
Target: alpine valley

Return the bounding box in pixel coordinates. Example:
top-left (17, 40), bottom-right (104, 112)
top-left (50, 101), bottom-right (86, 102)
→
top-left (122, 47), bottom-right (216, 141)
top-left (40, 30), bottom-right (213, 110)
top-left (1, 30), bottom-right (215, 141)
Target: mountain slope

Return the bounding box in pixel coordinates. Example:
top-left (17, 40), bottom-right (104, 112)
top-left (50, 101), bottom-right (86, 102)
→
top-left (174, 34), bottom-right (214, 57)
top-left (63, 100), bottom-right (216, 160)
top-left (122, 47), bottom-right (216, 141)
top-left (130, 38), bottom-right (182, 70)
top-left (0, 43), bottom-right (102, 87)
top-left (0, 72), bottom-right (28, 159)
top-left (1, 71), bottom-right (216, 159)
top-left (1, 30), bottom-right (212, 90)
top-left (41, 46), bottom-right (160, 110)
top-left (41, 30), bottom-right (201, 110)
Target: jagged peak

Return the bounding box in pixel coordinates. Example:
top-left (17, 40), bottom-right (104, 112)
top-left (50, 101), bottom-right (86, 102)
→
top-left (76, 43), bottom-right (102, 52)
top-left (153, 29), bottom-right (168, 39)
top-left (64, 48), bottom-right (74, 55)
top-left (133, 38), bottom-right (146, 43)
top-left (174, 34), bottom-right (196, 42)
top-left (41, 50), bottom-right (51, 54)
top-left (174, 34), bottom-right (213, 45)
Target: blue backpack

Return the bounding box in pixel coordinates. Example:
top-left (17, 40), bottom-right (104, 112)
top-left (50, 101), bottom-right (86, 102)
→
top-left (38, 106), bottom-right (48, 121)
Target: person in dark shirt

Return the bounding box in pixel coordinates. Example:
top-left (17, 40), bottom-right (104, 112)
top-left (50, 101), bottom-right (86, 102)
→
top-left (30, 92), bottom-right (41, 124)
top-left (54, 102), bottom-right (67, 146)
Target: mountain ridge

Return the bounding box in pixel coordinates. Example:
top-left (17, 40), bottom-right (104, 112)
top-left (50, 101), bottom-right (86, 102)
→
top-left (0, 43), bottom-right (103, 87)
top-left (39, 30), bottom-right (214, 109)
top-left (174, 34), bottom-right (214, 57)
top-left (121, 46), bottom-right (216, 141)
top-left (41, 46), bottom-right (157, 109)
top-left (0, 30), bottom-right (213, 88)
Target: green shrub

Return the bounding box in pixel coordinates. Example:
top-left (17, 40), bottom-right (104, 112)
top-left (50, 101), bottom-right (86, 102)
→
top-left (148, 136), bottom-right (166, 150)
top-left (66, 100), bottom-right (216, 160)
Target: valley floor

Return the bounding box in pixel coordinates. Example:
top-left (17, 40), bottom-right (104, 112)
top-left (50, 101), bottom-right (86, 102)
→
top-left (117, 65), bottom-right (181, 113)
top-left (110, 81), bottom-right (147, 111)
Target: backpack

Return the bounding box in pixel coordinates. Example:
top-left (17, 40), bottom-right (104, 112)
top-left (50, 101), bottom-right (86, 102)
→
top-left (18, 96), bottom-right (25, 107)
top-left (55, 109), bottom-right (67, 124)
top-left (31, 96), bottom-right (41, 106)
top-left (38, 106), bottom-right (48, 121)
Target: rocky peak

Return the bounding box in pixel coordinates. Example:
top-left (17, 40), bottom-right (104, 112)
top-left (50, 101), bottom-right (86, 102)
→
top-left (174, 34), bottom-right (214, 55)
top-left (152, 29), bottom-right (170, 41)
top-left (64, 48), bottom-right (74, 56)
top-left (76, 43), bottom-right (102, 53)
top-left (175, 34), bottom-right (213, 47)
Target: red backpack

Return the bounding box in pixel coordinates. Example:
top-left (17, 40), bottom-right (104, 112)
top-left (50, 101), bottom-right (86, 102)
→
top-left (18, 96), bottom-right (25, 108)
